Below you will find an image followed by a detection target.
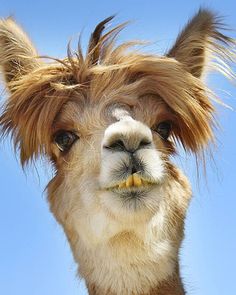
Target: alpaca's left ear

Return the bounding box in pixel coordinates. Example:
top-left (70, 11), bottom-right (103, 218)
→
top-left (167, 9), bottom-right (235, 78)
top-left (0, 18), bottom-right (40, 92)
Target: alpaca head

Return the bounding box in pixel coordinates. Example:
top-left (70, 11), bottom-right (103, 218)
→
top-left (0, 11), bottom-right (234, 220)
top-left (0, 9), bottom-right (235, 265)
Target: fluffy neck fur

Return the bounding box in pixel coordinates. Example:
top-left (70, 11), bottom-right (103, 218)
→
top-left (48, 165), bottom-right (191, 295)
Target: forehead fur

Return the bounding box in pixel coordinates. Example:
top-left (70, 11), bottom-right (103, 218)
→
top-left (0, 11), bottom-right (235, 165)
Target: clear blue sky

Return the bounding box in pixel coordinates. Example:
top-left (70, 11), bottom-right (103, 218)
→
top-left (0, 1), bottom-right (235, 294)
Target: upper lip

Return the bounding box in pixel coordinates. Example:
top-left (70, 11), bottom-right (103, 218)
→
top-left (106, 173), bottom-right (158, 190)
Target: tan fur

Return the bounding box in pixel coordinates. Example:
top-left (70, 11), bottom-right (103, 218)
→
top-left (0, 9), bottom-right (235, 295)
top-left (87, 270), bottom-right (185, 295)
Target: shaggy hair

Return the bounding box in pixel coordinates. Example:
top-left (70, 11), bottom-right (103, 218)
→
top-left (0, 10), bottom-right (235, 165)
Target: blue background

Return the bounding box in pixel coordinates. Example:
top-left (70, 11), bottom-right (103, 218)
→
top-left (0, 1), bottom-right (235, 294)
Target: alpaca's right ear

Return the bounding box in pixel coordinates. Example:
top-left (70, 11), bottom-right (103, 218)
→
top-left (0, 18), bottom-right (40, 92)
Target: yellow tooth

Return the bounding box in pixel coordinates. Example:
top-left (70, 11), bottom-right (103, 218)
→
top-left (133, 174), bottom-right (142, 187)
top-left (119, 181), bottom-right (126, 188)
top-left (142, 180), bottom-right (148, 186)
top-left (126, 175), bottom-right (133, 187)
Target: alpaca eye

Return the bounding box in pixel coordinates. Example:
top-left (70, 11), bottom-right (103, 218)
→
top-left (152, 121), bottom-right (171, 140)
top-left (54, 130), bottom-right (79, 152)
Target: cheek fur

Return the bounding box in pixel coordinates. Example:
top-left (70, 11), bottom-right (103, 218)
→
top-left (136, 148), bottom-right (165, 180)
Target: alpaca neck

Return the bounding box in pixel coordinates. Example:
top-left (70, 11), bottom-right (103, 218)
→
top-left (51, 168), bottom-right (190, 295)
top-left (69, 199), bottom-right (186, 295)
top-left (87, 270), bottom-right (185, 295)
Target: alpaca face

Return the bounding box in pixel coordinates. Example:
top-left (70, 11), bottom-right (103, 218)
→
top-left (48, 92), bottom-right (175, 228)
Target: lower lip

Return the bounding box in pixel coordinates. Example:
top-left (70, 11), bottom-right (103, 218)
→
top-left (107, 183), bottom-right (158, 193)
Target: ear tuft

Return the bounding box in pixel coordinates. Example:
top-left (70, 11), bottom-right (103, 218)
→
top-left (167, 8), bottom-right (236, 78)
top-left (0, 17), bottom-right (40, 90)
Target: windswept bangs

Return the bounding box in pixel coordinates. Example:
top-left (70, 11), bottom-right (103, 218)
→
top-left (0, 11), bottom-right (235, 165)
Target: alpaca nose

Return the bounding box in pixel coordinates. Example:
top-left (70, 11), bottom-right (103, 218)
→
top-left (103, 118), bottom-right (153, 154)
top-left (106, 138), bottom-right (151, 153)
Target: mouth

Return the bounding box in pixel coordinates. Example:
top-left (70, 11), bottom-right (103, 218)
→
top-left (105, 173), bottom-right (158, 191)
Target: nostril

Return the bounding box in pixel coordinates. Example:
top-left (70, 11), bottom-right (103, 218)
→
top-left (139, 140), bottom-right (152, 149)
top-left (104, 138), bottom-right (152, 152)
top-left (105, 139), bottom-right (126, 151)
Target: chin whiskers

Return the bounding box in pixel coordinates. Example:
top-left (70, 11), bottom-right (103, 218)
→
top-left (121, 193), bottom-right (143, 211)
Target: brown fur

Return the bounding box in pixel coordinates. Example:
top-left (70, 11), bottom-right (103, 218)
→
top-left (2, 11), bottom-right (235, 164)
top-left (0, 8), bottom-right (235, 295)
top-left (87, 268), bottom-right (185, 295)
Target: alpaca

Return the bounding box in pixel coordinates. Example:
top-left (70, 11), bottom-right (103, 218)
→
top-left (0, 9), bottom-right (235, 295)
